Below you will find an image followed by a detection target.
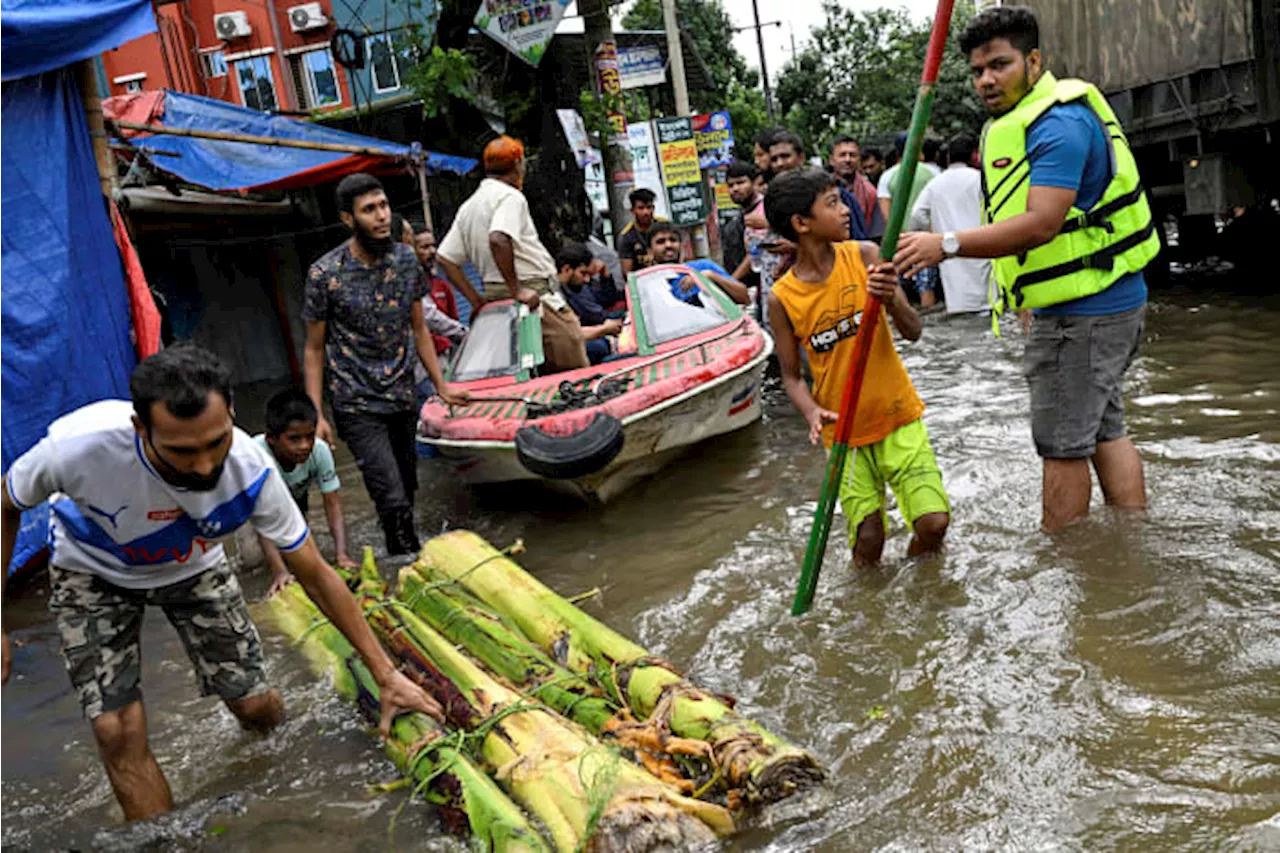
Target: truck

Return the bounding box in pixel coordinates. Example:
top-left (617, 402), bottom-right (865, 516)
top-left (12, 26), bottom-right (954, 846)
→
top-left (1019, 0), bottom-right (1280, 275)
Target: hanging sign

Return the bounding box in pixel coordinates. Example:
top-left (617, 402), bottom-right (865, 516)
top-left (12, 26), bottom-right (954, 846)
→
top-left (555, 109), bottom-right (599, 168)
top-left (655, 116), bottom-right (706, 227)
top-left (474, 0), bottom-right (570, 67)
top-left (618, 45), bottom-right (666, 89)
top-left (628, 122), bottom-right (672, 221)
top-left (691, 110), bottom-right (735, 169)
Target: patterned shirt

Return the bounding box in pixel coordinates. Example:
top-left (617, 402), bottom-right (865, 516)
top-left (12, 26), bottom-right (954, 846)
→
top-left (303, 241), bottom-right (428, 414)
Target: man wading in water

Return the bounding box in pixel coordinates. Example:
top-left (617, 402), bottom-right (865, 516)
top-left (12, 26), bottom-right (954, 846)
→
top-left (895, 5), bottom-right (1159, 531)
top-left (0, 345), bottom-right (442, 821)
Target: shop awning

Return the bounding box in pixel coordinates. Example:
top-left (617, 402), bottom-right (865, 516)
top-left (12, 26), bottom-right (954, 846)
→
top-left (103, 90), bottom-right (477, 193)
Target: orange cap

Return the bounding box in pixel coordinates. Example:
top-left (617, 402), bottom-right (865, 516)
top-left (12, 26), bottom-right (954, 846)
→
top-left (483, 135), bottom-right (525, 172)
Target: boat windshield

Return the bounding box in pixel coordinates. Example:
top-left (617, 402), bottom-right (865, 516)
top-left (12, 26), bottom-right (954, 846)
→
top-left (450, 303), bottom-right (520, 381)
top-left (634, 267), bottom-right (729, 345)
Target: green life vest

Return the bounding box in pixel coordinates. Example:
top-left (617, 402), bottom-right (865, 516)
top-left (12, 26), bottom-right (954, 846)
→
top-left (980, 72), bottom-right (1160, 317)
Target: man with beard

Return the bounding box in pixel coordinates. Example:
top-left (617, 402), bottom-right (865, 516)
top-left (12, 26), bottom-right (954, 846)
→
top-left (0, 344), bottom-right (442, 822)
top-left (894, 5), bottom-right (1159, 531)
top-left (648, 222), bottom-right (750, 306)
top-left (303, 173), bottom-right (466, 556)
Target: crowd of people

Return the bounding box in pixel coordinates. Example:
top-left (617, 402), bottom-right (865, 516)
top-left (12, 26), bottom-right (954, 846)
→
top-left (0, 3), bottom-right (1160, 828)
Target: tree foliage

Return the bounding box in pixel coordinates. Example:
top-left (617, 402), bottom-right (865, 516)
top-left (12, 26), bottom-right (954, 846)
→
top-left (775, 0), bottom-right (983, 155)
top-left (623, 0), bottom-right (768, 160)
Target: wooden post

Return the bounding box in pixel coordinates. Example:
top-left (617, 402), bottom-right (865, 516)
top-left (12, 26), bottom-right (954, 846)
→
top-left (76, 59), bottom-right (117, 197)
top-left (112, 120), bottom-right (405, 156)
top-left (417, 162), bottom-right (435, 233)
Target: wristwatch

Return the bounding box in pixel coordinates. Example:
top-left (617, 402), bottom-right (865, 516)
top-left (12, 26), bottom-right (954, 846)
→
top-left (941, 231), bottom-right (961, 258)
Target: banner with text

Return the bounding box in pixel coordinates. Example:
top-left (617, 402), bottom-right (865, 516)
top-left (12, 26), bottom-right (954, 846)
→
top-left (618, 45), bottom-right (666, 89)
top-left (627, 122), bottom-right (671, 221)
top-left (474, 0), bottom-right (570, 67)
top-left (691, 110), bottom-right (735, 169)
top-left (655, 116), bottom-right (705, 226)
top-left (594, 40), bottom-right (628, 140)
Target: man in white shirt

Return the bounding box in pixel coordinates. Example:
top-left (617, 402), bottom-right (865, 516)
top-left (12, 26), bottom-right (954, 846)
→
top-left (909, 133), bottom-right (993, 314)
top-left (0, 345), bottom-right (441, 822)
top-left (437, 135), bottom-right (589, 372)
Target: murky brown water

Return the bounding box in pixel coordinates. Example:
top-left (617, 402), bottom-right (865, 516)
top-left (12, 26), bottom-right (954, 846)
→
top-left (4, 285), bottom-right (1279, 851)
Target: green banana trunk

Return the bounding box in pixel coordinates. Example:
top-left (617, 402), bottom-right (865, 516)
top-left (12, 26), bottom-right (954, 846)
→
top-left (419, 530), bottom-right (825, 807)
top-left (396, 565), bottom-right (619, 733)
top-left (354, 558), bottom-right (735, 852)
top-left (262, 580), bottom-right (550, 853)
top-left (397, 565), bottom-right (719, 797)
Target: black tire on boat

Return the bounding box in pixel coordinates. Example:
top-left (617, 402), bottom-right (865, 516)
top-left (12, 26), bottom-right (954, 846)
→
top-left (514, 412), bottom-right (625, 480)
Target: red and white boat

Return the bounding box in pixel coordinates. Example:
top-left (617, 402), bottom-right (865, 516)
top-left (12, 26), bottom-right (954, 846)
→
top-left (418, 263), bottom-right (773, 501)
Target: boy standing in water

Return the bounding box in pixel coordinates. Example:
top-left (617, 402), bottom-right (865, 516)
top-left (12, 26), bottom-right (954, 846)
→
top-left (766, 168), bottom-right (950, 565)
top-left (255, 388), bottom-right (357, 592)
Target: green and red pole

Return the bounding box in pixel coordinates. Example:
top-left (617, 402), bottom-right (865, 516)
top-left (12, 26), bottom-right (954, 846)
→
top-left (791, 0), bottom-right (957, 616)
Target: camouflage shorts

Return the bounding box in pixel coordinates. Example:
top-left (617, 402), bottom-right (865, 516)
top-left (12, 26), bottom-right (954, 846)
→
top-left (49, 561), bottom-right (268, 719)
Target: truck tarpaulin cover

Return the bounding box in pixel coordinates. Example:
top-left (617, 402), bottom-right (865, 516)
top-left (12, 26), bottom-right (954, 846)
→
top-left (104, 91), bottom-right (478, 192)
top-left (0, 0), bottom-right (155, 81)
top-left (1027, 0), bottom-right (1253, 94)
top-left (2, 70), bottom-right (139, 575)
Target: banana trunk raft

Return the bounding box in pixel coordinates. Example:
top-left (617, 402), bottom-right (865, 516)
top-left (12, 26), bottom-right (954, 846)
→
top-left (262, 536), bottom-right (823, 851)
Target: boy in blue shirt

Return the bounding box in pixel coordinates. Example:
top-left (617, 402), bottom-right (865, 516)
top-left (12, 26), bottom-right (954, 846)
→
top-left (255, 388), bottom-right (356, 591)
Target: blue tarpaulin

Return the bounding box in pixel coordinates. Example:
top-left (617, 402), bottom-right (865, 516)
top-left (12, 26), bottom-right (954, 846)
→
top-left (0, 0), bottom-right (155, 82)
top-left (2, 70), bottom-right (139, 576)
top-left (107, 90), bottom-right (477, 193)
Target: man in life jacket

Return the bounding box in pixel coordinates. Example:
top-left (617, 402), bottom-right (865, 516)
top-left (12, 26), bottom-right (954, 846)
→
top-left (893, 5), bottom-right (1160, 532)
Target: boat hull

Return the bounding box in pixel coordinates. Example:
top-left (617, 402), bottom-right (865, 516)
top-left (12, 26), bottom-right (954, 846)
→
top-left (423, 351), bottom-right (769, 502)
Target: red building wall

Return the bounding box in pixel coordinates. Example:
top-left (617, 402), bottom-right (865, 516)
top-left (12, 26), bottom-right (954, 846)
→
top-left (100, 0), bottom-right (355, 113)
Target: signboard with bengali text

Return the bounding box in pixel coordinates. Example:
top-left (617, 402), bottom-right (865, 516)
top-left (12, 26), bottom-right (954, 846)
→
top-left (691, 110), bottom-right (735, 169)
top-left (618, 45), bottom-right (666, 89)
top-left (655, 117), bottom-right (706, 226)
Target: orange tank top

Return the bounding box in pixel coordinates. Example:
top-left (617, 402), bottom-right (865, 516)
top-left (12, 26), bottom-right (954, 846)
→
top-left (772, 241), bottom-right (924, 447)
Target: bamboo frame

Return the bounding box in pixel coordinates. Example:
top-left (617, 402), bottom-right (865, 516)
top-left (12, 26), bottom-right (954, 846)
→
top-left (112, 120), bottom-right (409, 158)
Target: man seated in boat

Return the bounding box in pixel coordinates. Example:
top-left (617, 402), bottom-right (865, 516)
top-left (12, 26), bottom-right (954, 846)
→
top-left (555, 242), bottom-right (624, 365)
top-left (646, 222), bottom-right (751, 306)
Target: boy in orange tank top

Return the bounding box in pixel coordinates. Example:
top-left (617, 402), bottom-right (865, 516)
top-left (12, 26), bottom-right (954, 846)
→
top-left (766, 168), bottom-right (950, 566)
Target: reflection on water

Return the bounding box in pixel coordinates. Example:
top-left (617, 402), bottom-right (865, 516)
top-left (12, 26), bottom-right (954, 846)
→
top-left (4, 290), bottom-right (1279, 851)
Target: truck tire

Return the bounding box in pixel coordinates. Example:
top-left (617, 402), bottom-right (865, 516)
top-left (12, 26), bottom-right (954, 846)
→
top-left (515, 412), bottom-right (625, 480)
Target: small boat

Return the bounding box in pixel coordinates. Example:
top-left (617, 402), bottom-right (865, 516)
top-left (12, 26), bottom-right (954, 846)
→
top-left (418, 263), bottom-right (773, 501)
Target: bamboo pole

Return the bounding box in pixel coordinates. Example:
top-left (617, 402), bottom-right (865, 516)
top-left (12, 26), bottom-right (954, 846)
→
top-left (111, 120), bottom-right (408, 158)
top-left (417, 164), bottom-right (435, 232)
top-left (791, 0), bottom-right (957, 616)
top-left (77, 60), bottom-right (117, 197)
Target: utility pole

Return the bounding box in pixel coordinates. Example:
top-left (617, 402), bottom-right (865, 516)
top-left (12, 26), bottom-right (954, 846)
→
top-left (661, 0), bottom-right (690, 115)
top-left (580, 0), bottom-right (635, 242)
top-left (750, 0), bottom-right (774, 120)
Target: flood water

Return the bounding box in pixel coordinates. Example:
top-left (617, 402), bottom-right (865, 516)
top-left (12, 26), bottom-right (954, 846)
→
top-left (4, 283), bottom-right (1279, 851)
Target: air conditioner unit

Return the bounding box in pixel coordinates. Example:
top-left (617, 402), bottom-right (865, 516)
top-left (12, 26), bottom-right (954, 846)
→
top-left (214, 11), bottom-right (251, 40)
top-left (288, 3), bottom-right (327, 32)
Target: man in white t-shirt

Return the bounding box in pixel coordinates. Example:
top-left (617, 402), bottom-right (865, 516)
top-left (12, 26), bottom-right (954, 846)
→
top-left (0, 345), bottom-right (441, 822)
top-left (436, 135), bottom-right (589, 373)
top-left (909, 133), bottom-right (993, 314)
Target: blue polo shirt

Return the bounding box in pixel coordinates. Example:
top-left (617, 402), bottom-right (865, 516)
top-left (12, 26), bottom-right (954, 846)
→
top-left (1027, 102), bottom-right (1148, 316)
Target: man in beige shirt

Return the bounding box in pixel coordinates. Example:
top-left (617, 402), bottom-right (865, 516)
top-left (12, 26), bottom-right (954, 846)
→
top-left (437, 136), bottom-right (589, 372)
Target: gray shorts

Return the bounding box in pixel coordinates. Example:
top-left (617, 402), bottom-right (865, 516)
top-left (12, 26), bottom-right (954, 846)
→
top-left (1024, 305), bottom-right (1145, 459)
top-left (49, 561), bottom-right (268, 719)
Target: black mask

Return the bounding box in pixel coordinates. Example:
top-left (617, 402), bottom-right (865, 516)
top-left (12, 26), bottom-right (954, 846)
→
top-left (146, 434), bottom-right (225, 492)
top-left (354, 221), bottom-right (395, 258)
